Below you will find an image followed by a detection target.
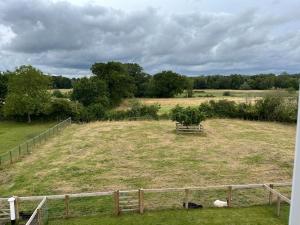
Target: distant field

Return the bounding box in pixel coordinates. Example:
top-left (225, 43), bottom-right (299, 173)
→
top-left (191, 89), bottom-right (295, 98)
top-left (137, 97), bottom-right (259, 114)
top-left (121, 89), bottom-right (295, 114)
top-left (0, 121), bottom-right (55, 155)
top-left (0, 119), bottom-right (294, 196)
top-left (49, 205), bottom-right (289, 225)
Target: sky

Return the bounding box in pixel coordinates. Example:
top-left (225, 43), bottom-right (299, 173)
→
top-left (0, 0), bottom-right (300, 77)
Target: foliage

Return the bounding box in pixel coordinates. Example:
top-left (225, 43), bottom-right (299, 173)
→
top-left (170, 105), bottom-right (206, 125)
top-left (91, 62), bottom-right (136, 106)
top-left (52, 89), bottom-right (65, 98)
top-left (4, 65), bottom-right (51, 123)
top-left (124, 63), bottom-right (151, 97)
top-left (148, 71), bottom-right (188, 98)
top-left (193, 73), bottom-right (299, 90)
top-left (52, 75), bottom-right (73, 89)
top-left (197, 94), bottom-right (297, 123)
top-left (106, 102), bottom-right (160, 121)
top-left (71, 77), bottom-right (109, 107)
top-left (223, 91), bottom-right (231, 96)
top-left (0, 72), bottom-right (9, 104)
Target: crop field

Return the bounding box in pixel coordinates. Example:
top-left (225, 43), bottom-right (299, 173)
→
top-left (0, 121), bottom-right (55, 155)
top-left (0, 119), bottom-right (295, 196)
top-left (49, 205), bottom-right (289, 225)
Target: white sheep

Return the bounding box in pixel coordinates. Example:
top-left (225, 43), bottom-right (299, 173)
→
top-left (213, 199), bottom-right (229, 207)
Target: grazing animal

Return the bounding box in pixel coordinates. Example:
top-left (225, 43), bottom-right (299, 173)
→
top-left (213, 199), bottom-right (229, 208)
top-left (183, 202), bottom-right (203, 209)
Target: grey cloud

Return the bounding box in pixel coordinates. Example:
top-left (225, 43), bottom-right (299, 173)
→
top-left (0, 0), bottom-right (300, 75)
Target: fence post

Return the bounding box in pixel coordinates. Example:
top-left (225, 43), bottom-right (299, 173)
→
top-left (9, 151), bottom-right (13, 164)
top-left (0, 156), bottom-right (2, 166)
top-left (18, 145), bottom-right (21, 159)
top-left (37, 208), bottom-right (42, 225)
top-left (64, 195), bottom-right (70, 218)
top-left (227, 186), bottom-right (232, 207)
top-left (15, 196), bottom-right (20, 222)
top-left (269, 184), bottom-right (274, 205)
top-left (276, 196), bottom-right (281, 216)
top-left (138, 189), bottom-right (144, 214)
top-left (184, 189), bottom-right (189, 209)
top-left (114, 190), bottom-right (120, 216)
top-left (26, 142), bottom-right (29, 154)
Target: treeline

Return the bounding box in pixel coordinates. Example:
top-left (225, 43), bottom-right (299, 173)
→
top-left (1, 63), bottom-right (187, 122)
top-left (53, 73), bottom-right (300, 92)
top-left (171, 94), bottom-right (298, 125)
top-left (192, 73), bottom-right (300, 90)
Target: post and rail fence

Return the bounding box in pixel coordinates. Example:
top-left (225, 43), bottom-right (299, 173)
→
top-left (0, 182), bottom-right (292, 225)
top-left (0, 117), bottom-right (71, 168)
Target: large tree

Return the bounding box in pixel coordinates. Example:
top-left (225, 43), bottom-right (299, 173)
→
top-left (124, 63), bottom-right (150, 97)
top-left (71, 77), bottom-right (108, 106)
top-left (91, 62), bottom-right (135, 106)
top-left (149, 71), bottom-right (188, 98)
top-left (4, 65), bottom-right (50, 123)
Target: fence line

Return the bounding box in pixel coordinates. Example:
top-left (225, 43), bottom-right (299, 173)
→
top-left (1, 181), bottom-right (292, 223)
top-left (0, 117), bottom-right (71, 167)
top-left (0, 182), bottom-right (291, 202)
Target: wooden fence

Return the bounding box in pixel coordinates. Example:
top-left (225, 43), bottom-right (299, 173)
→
top-left (0, 117), bottom-right (71, 168)
top-left (176, 123), bottom-right (203, 133)
top-left (0, 182), bottom-right (291, 224)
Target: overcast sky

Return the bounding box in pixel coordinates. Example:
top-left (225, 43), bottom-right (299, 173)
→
top-left (0, 0), bottom-right (300, 76)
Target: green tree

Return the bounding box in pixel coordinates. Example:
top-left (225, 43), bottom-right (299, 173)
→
top-left (124, 63), bottom-right (150, 97)
top-left (149, 71), bottom-right (187, 97)
top-left (0, 72), bottom-right (9, 104)
top-left (4, 65), bottom-right (50, 123)
top-left (91, 62), bottom-right (135, 106)
top-left (71, 77), bottom-right (108, 106)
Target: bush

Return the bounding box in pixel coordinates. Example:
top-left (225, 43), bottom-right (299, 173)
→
top-left (197, 93), bottom-right (297, 123)
top-left (223, 91), bottom-right (231, 96)
top-left (52, 90), bottom-right (64, 98)
top-left (106, 102), bottom-right (160, 121)
top-left (170, 105), bottom-right (206, 126)
top-left (46, 98), bottom-right (80, 121)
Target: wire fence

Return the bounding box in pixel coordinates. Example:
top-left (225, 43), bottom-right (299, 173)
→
top-left (1, 182), bottom-right (291, 224)
top-left (0, 117), bottom-right (71, 168)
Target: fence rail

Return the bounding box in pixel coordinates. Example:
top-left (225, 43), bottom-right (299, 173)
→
top-left (1, 181), bottom-right (292, 223)
top-left (25, 197), bottom-right (48, 225)
top-left (0, 117), bottom-right (71, 167)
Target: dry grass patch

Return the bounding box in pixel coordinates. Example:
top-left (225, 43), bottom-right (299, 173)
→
top-left (0, 119), bottom-right (295, 196)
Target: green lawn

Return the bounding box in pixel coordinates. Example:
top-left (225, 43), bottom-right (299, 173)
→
top-left (0, 121), bottom-right (55, 155)
top-left (49, 206), bottom-right (289, 225)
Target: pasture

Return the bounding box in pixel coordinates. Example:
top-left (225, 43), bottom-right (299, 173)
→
top-left (0, 121), bottom-right (55, 155)
top-left (0, 119), bottom-right (295, 196)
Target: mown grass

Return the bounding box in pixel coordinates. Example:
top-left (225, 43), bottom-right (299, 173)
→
top-left (0, 121), bottom-right (55, 155)
top-left (0, 119), bottom-right (294, 196)
top-left (48, 205), bottom-right (290, 225)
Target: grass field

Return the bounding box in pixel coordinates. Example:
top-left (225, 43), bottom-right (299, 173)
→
top-left (0, 119), bottom-right (295, 196)
top-left (0, 121), bottom-right (55, 155)
top-left (49, 206), bottom-right (289, 225)
top-left (120, 89), bottom-right (296, 114)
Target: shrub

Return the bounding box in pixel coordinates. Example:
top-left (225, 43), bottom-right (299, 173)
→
top-left (106, 102), bottom-right (160, 121)
top-left (223, 91), bottom-right (231, 96)
top-left (170, 105), bottom-right (206, 126)
top-left (52, 89), bottom-right (64, 98)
